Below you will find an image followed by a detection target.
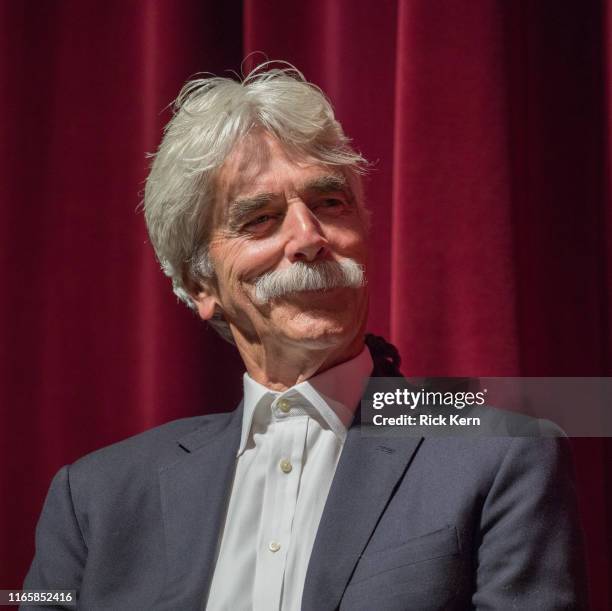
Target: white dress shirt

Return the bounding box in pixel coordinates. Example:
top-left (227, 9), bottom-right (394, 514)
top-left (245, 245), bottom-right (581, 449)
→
top-left (205, 347), bottom-right (373, 611)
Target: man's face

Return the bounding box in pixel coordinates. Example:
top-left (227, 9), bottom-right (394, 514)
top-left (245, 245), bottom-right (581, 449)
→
top-left (194, 130), bottom-right (369, 352)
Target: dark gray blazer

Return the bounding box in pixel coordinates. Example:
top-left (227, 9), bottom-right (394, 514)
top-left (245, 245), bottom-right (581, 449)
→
top-left (23, 403), bottom-right (588, 610)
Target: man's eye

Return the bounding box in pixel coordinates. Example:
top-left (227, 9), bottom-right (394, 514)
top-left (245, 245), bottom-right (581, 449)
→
top-left (321, 198), bottom-right (343, 207)
top-left (243, 214), bottom-right (276, 231)
top-left (315, 198), bottom-right (347, 214)
top-left (251, 215), bottom-right (272, 225)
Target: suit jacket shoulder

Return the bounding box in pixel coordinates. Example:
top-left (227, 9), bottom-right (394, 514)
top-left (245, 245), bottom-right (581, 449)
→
top-left (71, 410), bottom-right (235, 479)
top-left (67, 409), bottom-right (239, 529)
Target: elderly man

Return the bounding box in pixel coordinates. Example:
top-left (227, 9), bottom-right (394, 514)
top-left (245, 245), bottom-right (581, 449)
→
top-left (23, 65), bottom-right (587, 610)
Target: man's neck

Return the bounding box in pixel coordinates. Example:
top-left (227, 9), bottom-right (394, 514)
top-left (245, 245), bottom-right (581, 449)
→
top-left (234, 333), bottom-right (366, 392)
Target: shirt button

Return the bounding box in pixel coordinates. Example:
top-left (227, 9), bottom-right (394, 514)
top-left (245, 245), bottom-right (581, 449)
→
top-left (278, 398), bottom-right (291, 413)
top-left (279, 459), bottom-right (292, 473)
top-left (268, 541), bottom-right (281, 553)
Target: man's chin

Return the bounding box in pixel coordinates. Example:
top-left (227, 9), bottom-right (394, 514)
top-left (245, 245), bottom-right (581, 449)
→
top-left (277, 325), bottom-right (351, 350)
top-left (247, 285), bottom-right (368, 347)
top-left (268, 307), bottom-right (362, 348)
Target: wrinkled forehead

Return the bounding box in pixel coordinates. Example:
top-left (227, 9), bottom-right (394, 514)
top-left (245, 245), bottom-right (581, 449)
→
top-left (213, 130), bottom-right (357, 217)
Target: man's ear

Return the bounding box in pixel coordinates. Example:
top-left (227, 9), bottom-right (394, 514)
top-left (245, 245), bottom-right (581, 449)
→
top-left (192, 288), bottom-right (218, 321)
top-left (184, 273), bottom-right (221, 322)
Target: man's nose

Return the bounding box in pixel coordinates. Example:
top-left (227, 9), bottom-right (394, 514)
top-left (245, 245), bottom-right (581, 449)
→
top-left (283, 201), bottom-right (329, 263)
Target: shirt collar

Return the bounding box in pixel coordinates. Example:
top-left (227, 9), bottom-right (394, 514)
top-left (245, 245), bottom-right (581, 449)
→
top-left (238, 346), bottom-right (373, 456)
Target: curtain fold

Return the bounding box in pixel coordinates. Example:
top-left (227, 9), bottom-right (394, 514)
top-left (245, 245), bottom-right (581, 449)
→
top-left (390, 0), bottom-right (519, 376)
top-left (1, 1), bottom-right (609, 605)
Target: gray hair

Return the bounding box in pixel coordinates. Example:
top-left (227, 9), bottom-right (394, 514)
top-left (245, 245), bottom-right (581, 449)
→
top-left (143, 62), bottom-right (368, 340)
top-left (253, 259), bottom-right (365, 304)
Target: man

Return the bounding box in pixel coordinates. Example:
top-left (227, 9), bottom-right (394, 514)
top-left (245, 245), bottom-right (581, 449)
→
top-left (23, 64), bottom-right (588, 610)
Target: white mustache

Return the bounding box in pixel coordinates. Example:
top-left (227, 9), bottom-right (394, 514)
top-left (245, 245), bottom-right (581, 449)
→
top-left (252, 259), bottom-right (365, 304)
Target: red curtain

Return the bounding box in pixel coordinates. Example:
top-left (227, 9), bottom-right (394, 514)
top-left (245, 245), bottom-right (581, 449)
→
top-left (1, 1), bottom-right (610, 606)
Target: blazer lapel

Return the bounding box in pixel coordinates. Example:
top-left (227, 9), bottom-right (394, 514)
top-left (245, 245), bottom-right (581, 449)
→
top-left (302, 421), bottom-right (423, 611)
top-left (157, 405), bottom-right (242, 608)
